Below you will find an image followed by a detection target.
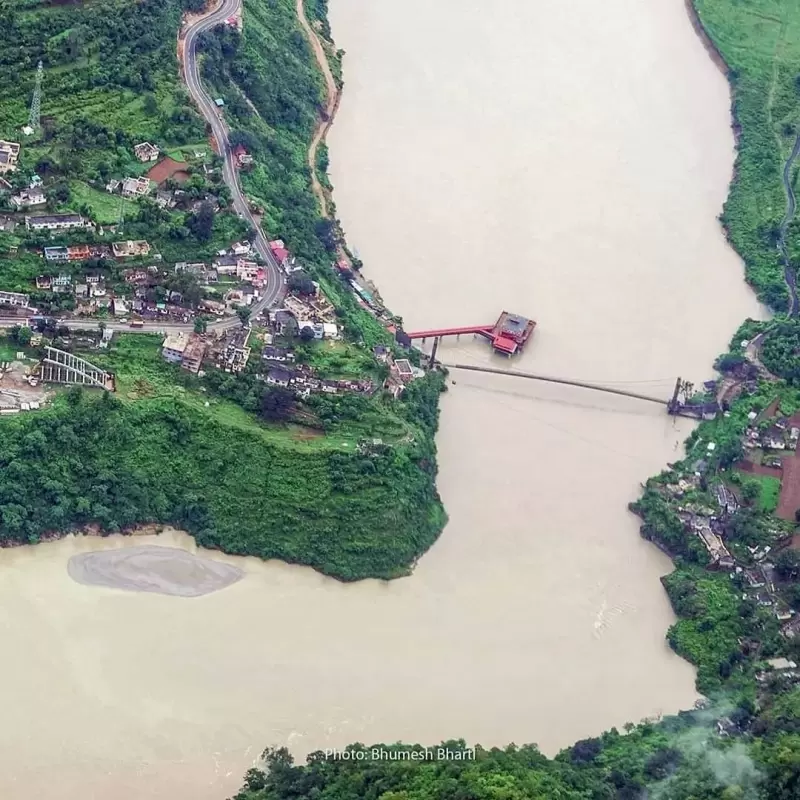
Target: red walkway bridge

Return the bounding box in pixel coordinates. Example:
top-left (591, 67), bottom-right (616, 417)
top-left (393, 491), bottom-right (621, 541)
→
top-left (405, 325), bottom-right (494, 341)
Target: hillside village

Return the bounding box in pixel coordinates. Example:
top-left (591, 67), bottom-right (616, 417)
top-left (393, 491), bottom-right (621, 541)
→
top-left (635, 347), bottom-right (800, 678)
top-left (0, 137), bottom-right (426, 413)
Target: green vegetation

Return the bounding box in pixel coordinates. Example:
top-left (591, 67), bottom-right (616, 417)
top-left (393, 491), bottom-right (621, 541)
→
top-left (692, 0), bottom-right (800, 309)
top-left (0, 376), bottom-right (445, 580)
top-left (749, 473), bottom-right (782, 514)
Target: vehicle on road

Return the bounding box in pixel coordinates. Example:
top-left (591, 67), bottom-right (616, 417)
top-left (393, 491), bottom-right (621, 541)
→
top-left (129, 320), bottom-right (144, 328)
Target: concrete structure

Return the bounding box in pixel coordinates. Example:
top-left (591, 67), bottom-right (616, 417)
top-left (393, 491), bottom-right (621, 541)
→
top-left (112, 298), bottom-right (129, 316)
top-left (44, 246), bottom-right (69, 262)
top-left (39, 346), bottom-right (112, 390)
top-left (0, 291), bottom-right (29, 308)
top-left (266, 367), bottom-right (292, 386)
top-left (162, 333), bottom-right (189, 364)
top-left (0, 141), bottom-right (20, 174)
top-left (10, 188), bottom-right (45, 209)
top-left (134, 142), bottom-right (160, 162)
top-left (121, 176), bottom-right (152, 198)
top-left (391, 358), bottom-right (415, 384)
top-left (181, 335), bottom-right (206, 374)
top-left (112, 240), bottom-right (151, 258)
top-left (25, 214), bottom-right (85, 232)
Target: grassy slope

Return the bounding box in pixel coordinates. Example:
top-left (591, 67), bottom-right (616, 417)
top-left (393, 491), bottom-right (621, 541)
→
top-left (694, 0), bottom-right (800, 310)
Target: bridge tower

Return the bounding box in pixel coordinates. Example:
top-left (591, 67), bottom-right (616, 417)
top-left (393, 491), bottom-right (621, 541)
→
top-left (27, 61), bottom-right (43, 134)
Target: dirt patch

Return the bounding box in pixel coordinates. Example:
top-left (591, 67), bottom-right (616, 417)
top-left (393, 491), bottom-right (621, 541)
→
top-left (67, 545), bottom-right (244, 597)
top-left (777, 455), bottom-right (800, 521)
top-left (146, 157), bottom-right (191, 185)
top-left (291, 426), bottom-right (324, 441)
top-left (735, 460), bottom-right (783, 480)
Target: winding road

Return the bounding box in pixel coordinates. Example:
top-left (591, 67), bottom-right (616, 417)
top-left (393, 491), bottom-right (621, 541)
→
top-left (181, 0), bottom-right (285, 319)
top-left (778, 132), bottom-right (800, 317)
top-left (295, 0), bottom-right (338, 219)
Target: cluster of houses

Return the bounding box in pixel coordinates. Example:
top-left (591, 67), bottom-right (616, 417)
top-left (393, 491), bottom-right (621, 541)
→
top-left (262, 354), bottom-right (375, 397)
top-left (742, 406), bottom-right (800, 454)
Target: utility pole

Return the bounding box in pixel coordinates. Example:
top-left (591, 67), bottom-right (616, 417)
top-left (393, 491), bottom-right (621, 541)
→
top-left (27, 61), bottom-right (43, 134)
top-left (668, 377), bottom-right (682, 415)
top-left (429, 336), bottom-right (440, 370)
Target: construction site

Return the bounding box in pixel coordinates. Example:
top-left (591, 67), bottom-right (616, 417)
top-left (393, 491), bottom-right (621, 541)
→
top-left (0, 357), bottom-right (51, 414)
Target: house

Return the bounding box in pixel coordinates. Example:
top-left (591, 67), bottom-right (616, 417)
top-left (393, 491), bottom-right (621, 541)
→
top-left (10, 188), bottom-right (46, 209)
top-left (236, 259), bottom-right (260, 282)
top-left (266, 367), bottom-right (293, 387)
top-left (373, 345), bottom-right (390, 363)
top-left (269, 239), bottom-right (291, 268)
top-left (112, 240), bottom-right (151, 258)
top-left (181, 335), bottom-right (206, 374)
top-left (231, 241), bottom-right (251, 256)
top-left (743, 569), bottom-right (766, 590)
top-left (67, 244), bottom-right (90, 262)
top-left (162, 332), bottom-right (188, 364)
top-left (155, 190), bottom-right (175, 209)
top-left (0, 140), bottom-right (20, 174)
top-left (123, 269), bottom-right (149, 283)
top-left (52, 274), bottom-right (72, 293)
top-left (322, 323), bottom-right (340, 340)
top-left (121, 176), bottom-right (152, 199)
top-left (105, 179), bottom-right (121, 194)
top-left (0, 291), bottom-right (29, 308)
top-left (85, 272), bottom-right (102, 285)
top-left (261, 346), bottom-right (294, 363)
top-left (35, 275), bottom-right (51, 290)
top-left (199, 299), bottom-right (226, 315)
top-left (233, 145), bottom-right (253, 168)
top-left (214, 98), bottom-right (224, 108)
top-left (271, 309), bottom-right (298, 337)
top-left (112, 298), bottom-right (129, 316)
top-left (134, 142), bottom-right (160, 163)
top-left (43, 246), bottom-right (69, 262)
top-left (74, 283), bottom-right (88, 298)
top-left (213, 254), bottom-right (239, 274)
top-left (391, 358), bottom-right (415, 384)
top-left (25, 214), bottom-right (85, 232)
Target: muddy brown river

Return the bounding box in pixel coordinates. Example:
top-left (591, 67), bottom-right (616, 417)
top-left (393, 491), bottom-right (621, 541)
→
top-left (0, 1), bottom-right (764, 797)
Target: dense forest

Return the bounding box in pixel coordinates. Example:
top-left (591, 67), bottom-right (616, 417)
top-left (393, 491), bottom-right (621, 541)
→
top-left (0, 383), bottom-right (445, 580)
top-left (228, 716), bottom-right (800, 800)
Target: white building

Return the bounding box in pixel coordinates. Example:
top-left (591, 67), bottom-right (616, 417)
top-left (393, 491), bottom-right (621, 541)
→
top-left (0, 290), bottom-right (29, 308)
top-left (25, 214), bottom-right (86, 232)
top-left (134, 142), bottom-right (160, 162)
top-left (162, 333), bottom-right (188, 364)
top-left (10, 188), bottom-right (45, 209)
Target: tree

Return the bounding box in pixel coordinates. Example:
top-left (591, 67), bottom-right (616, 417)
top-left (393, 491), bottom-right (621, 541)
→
top-left (288, 272), bottom-right (316, 296)
top-left (187, 200), bottom-right (215, 242)
top-left (775, 549), bottom-right (800, 580)
top-left (10, 325), bottom-right (31, 346)
top-left (236, 306), bottom-right (251, 324)
top-left (741, 479), bottom-right (760, 506)
top-left (299, 325), bottom-right (315, 342)
top-left (260, 387), bottom-right (294, 421)
top-left (194, 317), bottom-right (207, 334)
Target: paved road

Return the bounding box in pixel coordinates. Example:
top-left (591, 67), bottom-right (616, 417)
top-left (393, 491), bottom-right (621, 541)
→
top-left (0, 316), bottom-right (194, 335)
top-left (182, 0), bottom-right (285, 317)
